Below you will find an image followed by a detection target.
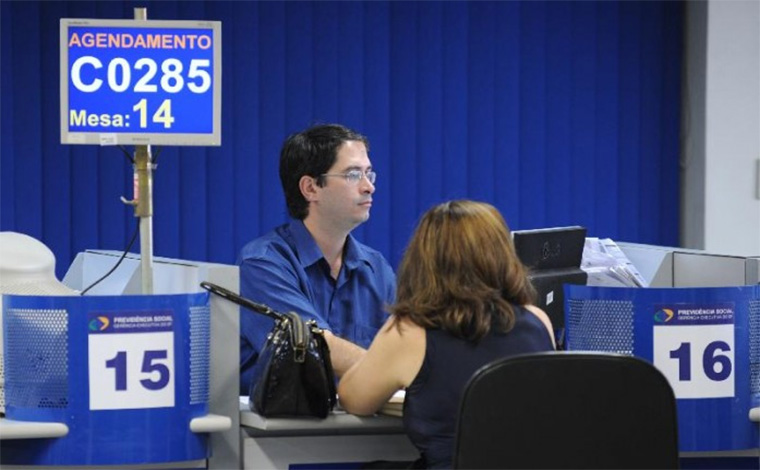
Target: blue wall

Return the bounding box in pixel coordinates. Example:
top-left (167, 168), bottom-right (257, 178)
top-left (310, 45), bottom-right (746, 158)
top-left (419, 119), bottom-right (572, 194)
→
top-left (0, 1), bottom-right (683, 279)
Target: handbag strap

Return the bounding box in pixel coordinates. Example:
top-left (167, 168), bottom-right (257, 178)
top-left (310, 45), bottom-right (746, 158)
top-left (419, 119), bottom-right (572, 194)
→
top-left (283, 311), bottom-right (309, 363)
top-left (200, 281), bottom-right (284, 322)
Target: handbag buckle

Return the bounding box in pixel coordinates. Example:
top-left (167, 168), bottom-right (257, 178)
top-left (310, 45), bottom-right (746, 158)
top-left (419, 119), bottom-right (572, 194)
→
top-left (293, 344), bottom-right (306, 363)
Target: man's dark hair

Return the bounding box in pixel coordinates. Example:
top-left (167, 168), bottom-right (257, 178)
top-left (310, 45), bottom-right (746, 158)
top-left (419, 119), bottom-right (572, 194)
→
top-left (279, 123), bottom-right (369, 220)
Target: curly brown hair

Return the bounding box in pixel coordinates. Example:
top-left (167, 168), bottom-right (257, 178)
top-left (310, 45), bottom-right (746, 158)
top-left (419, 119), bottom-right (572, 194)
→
top-left (390, 200), bottom-right (536, 342)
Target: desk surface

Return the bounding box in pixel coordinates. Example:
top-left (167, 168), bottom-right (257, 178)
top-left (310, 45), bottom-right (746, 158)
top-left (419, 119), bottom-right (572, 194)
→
top-left (239, 400), bottom-right (405, 436)
top-left (239, 400), bottom-right (418, 469)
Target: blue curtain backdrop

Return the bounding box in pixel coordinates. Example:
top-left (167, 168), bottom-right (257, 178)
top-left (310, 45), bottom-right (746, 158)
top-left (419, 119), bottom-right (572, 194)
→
top-left (1, 0), bottom-right (683, 280)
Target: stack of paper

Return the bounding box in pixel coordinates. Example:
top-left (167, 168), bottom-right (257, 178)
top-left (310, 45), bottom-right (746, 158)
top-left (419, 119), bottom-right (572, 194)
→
top-left (379, 390), bottom-right (405, 417)
top-left (582, 238), bottom-right (648, 287)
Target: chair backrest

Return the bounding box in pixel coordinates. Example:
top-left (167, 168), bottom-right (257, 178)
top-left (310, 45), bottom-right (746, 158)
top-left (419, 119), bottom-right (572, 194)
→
top-left (453, 351), bottom-right (679, 469)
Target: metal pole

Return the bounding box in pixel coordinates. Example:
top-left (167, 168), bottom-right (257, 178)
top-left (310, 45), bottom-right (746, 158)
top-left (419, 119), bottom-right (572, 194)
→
top-left (134, 7), bottom-right (153, 294)
top-left (133, 146), bottom-right (154, 294)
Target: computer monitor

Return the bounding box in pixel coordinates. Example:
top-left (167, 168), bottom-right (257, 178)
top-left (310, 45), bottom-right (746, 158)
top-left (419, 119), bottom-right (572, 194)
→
top-left (512, 226), bottom-right (588, 346)
top-left (512, 226), bottom-right (586, 271)
top-left (60, 18), bottom-right (222, 146)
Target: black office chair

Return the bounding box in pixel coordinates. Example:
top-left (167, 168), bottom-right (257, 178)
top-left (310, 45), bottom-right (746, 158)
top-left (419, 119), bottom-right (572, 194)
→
top-left (453, 351), bottom-right (679, 469)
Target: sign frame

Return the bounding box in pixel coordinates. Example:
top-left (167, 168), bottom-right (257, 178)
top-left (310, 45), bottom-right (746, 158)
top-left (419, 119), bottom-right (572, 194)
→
top-left (60, 18), bottom-right (222, 146)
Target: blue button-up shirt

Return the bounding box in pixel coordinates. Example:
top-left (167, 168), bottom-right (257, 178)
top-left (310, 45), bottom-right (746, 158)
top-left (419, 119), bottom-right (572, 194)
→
top-left (237, 220), bottom-right (396, 394)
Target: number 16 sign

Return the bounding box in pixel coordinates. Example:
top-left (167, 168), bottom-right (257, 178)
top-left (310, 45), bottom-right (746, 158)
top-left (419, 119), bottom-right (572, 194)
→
top-left (653, 303), bottom-right (735, 399)
top-left (88, 310), bottom-right (175, 410)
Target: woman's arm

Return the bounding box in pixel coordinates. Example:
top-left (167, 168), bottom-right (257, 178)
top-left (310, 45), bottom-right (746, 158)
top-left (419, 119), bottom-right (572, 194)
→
top-left (338, 316), bottom-right (426, 416)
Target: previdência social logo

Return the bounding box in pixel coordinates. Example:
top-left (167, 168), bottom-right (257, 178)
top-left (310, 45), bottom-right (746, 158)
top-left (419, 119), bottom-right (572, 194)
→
top-left (653, 308), bottom-right (674, 323)
top-left (88, 315), bottom-right (110, 331)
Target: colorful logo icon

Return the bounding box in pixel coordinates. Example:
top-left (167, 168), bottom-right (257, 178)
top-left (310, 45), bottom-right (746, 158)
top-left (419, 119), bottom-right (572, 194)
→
top-left (654, 308), bottom-right (674, 323)
top-left (88, 316), bottom-right (110, 331)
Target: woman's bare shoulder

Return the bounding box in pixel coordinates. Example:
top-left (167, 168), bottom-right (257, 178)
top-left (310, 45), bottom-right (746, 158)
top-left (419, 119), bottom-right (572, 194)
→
top-left (522, 304), bottom-right (556, 348)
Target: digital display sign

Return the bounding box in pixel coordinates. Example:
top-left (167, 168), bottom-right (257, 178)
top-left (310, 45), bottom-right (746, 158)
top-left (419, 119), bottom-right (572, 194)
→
top-left (60, 18), bottom-right (222, 146)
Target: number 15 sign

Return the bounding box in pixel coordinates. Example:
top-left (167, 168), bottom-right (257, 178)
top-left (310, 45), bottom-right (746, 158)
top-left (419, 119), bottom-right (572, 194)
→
top-left (88, 311), bottom-right (175, 410)
top-left (653, 303), bottom-right (735, 399)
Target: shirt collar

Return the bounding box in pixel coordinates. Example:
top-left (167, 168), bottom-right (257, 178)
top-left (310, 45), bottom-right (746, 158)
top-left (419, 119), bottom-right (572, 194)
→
top-left (290, 219), bottom-right (375, 273)
top-left (290, 219), bottom-right (323, 268)
top-left (343, 233), bottom-right (375, 273)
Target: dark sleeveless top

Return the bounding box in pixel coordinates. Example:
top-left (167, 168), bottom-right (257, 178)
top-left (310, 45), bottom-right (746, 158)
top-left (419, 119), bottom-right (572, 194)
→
top-left (402, 306), bottom-right (554, 469)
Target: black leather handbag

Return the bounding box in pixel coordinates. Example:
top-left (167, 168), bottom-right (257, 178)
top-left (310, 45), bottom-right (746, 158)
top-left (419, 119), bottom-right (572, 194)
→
top-left (200, 282), bottom-right (337, 418)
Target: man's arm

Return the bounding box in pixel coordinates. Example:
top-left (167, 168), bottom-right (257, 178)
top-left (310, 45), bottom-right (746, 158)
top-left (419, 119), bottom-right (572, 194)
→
top-left (239, 255), bottom-right (332, 393)
top-left (240, 255), bottom-right (370, 382)
top-left (322, 330), bottom-right (366, 377)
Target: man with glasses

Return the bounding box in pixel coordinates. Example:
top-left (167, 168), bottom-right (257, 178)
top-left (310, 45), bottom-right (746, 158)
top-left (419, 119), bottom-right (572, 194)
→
top-left (237, 123), bottom-right (396, 394)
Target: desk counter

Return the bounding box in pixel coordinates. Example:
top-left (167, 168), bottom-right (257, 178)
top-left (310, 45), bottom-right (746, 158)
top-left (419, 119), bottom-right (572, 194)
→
top-left (239, 402), bottom-right (418, 469)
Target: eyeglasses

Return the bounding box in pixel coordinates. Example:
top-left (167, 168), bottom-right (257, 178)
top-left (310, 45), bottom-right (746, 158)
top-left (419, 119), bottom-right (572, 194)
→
top-left (320, 169), bottom-right (377, 185)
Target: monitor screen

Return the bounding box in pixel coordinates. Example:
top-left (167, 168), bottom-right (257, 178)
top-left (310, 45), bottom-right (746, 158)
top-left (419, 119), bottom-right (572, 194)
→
top-left (60, 18), bottom-right (222, 146)
top-left (512, 226), bottom-right (586, 270)
top-left (512, 226), bottom-right (588, 343)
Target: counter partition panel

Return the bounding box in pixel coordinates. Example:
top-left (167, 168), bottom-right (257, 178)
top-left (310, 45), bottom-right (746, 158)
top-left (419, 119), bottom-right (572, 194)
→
top-left (565, 284), bottom-right (760, 452)
top-left (1, 292), bottom-right (212, 466)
